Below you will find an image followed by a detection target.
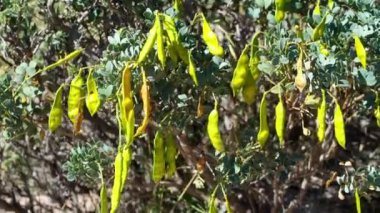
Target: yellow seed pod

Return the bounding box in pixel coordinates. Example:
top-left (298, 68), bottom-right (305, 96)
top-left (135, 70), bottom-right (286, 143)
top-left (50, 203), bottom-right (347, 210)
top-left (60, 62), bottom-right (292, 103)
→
top-left (156, 14), bottom-right (166, 68)
top-left (162, 15), bottom-right (189, 64)
top-left (202, 14), bottom-right (224, 57)
top-left (317, 89), bottom-right (327, 143)
top-left (275, 0), bottom-right (286, 23)
top-left (334, 99), bottom-right (346, 149)
top-left (120, 147), bottom-right (132, 189)
top-left (85, 70), bottom-right (101, 116)
top-left (275, 94), bottom-right (286, 147)
top-left (68, 70), bottom-right (84, 124)
top-left (328, 0), bottom-right (334, 9)
top-left (153, 130), bottom-right (165, 182)
top-left (110, 150), bottom-right (123, 213)
top-left (312, 13), bottom-right (328, 41)
top-left (100, 181), bottom-right (107, 213)
top-left (207, 97), bottom-right (225, 152)
top-left (249, 32), bottom-right (261, 81)
top-left (313, 0), bottom-right (321, 16)
top-left (135, 69), bottom-right (151, 137)
top-left (257, 92), bottom-right (269, 148)
top-left (165, 130), bottom-right (177, 177)
top-left (48, 84), bottom-right (64, 132)
top-left (355, 188), bottom-right (361, 213)
top-left (43, 48), bottom-right (84, 71)
top-left (188, 50), bottom-right (199, 86)
top-left (354, 36), bottom-right (367, 69)
top-left (137, 16), bottom-right (158, 65)
top-left (295, 50), bottom-right (307, 92)
top-left (231, 45), bottom-right (250, 96)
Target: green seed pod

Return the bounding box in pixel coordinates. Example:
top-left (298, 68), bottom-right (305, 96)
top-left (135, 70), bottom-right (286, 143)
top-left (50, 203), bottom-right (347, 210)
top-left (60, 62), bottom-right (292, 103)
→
top-left (86, 70), bottom-right (101, 116)
top-left (275, 94), bottom-right (286, 147)
top-left (152, 130), bottom-right (165, 182)
top-left (231, 45), bottom-right (250, 96)
top-left (317, 89), bottom-right (327, 143)
top-left (48, 84), bottom-right (64, 132)
top-left (257, 92), bottom-right (269, 148)
top-left (165, 130), bottom-right (177, 177)
top-left (207, 98), bottom-right (225, 152)
top-left (334, 99), bottom-right (346, 149)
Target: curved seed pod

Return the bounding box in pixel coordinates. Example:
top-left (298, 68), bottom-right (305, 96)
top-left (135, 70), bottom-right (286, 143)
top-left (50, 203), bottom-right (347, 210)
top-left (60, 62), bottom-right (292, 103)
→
top-left (68, 70), bottom-right (84, 124)
top-left (100, 181), bottom-right (107, 213)
top-left (135, 69), bottom-right (150, 137)
top-left (120, 147), bottom-right (132, 189)
top-left (86, 70), bottom-right (101, 116)
top-left (275, 94), bottom-right (286, 147)
top-left (249, 32), bottom-right (261, 81)
top-left (202, 14), bottom-right (224, 57)
top-left (137, 16), bottom-right (158, 65)
top-left (110, 151), bottom-right (123, 213)
top-left (242, 71), bottom-right (257, 105)
top-left (165, 130), bottom-right (177, 177)
top-left (317, 89), bottom-right (327, 143)
top-left (167, 40), bottom-right (179, 65)
top-left (231, 45), bottom-right (250, 96)
top-left (257, 92), bottom-right (269, 148)
top-left (275, 0), bottom-right (286, 22)
top-left (312, 13), bottom-right (328, 41)
top-left (328, 0), bottom-right (334, 9)
top-left (313, 0), bottom-right (321, 16)
top-left (121, 63), bottom-right (135, 145)
top-left (156, 15), bottom-right (166, 68)
top-left (43, 48), bottom-right (84, 71)
top-left (207, 98), bottom-right (225, 152)
top-left (188, 50), bottom-right (199, 86)
top-left (355, 188), bottom-right (362, 213)
top-left (153, 130), bottom-right (165, 182)
top-left (334, 99), bottom-right (346, 149)
top-left (354, 36), bottom-right (367, 69)
top-left (48, 84), bottom-right (64, 132)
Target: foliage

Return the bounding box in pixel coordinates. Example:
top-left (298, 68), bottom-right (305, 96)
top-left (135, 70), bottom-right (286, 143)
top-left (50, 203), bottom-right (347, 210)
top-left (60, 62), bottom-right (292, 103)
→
top-left (0, 0), bottom-right (380, 212)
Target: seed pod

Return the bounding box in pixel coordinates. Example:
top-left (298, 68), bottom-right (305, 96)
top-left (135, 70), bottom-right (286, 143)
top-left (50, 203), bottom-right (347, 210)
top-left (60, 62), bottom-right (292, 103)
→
top-left (257, 92), bottom-right (269, 148)
top-left (295, 50), bottom-right (306, 92)
top-left (48, 84), bottom-right (64, 132)
top-left (165, 130), bottom-right (177, 177)
top-left (334, 99), bottom-right (346, 149)
top-left (355, 188), bottom-right (361, 213)
top-left (317, 89), bottom-right (327, 143)
top-left (208, 187), bottom-right (218, 213)
top-left (110, 150), bottom-right (123, 213)
top-left (275, 94), bottom-right (286, 147)
top-left (162, 15), bottom-right (189, 64)
top-left (135, 69), bottom-right (150, 137)
top-left (43, 48), bottom-right (84, 71)
top-left (374, 93), bottom-right (380, 127)
top-left (153, 130), bottom-right (165, 182)
top-left (121, 147), bottom-right (132, 188)
top-left (188, 50), bottom-right (199, 86)
top-left (202, 14), bottom-right (224, 57)
top-left (86, 70), bottom-right (101, 116)
top-left (231, 45), bottom-right (250, 96)
top-left (354, 36), bottom-right (367, 69)
top-left (328, 0), bottom-right (334, 9)
top-left (68, 70), bottom-right (84, 133)
top-left (137, 16), bottom-right (158, 65)
top-left (319, 43), bottom-right (330, 56)
top-left (121, 63), bottom-right (135, 145)
top-left (242, 71), bottom-right (257, 105)
top-left (275, 0), bottom-right (286, 22)
top-left (313, 0), bottom-right (321, 16)
top-left (173, 0), bottom-right (183, 15)
top-left (207, 98), bottom-right (225, 152)
top-left (156, 14), bottom-right (166, 68)
top-left (249, 32), bottom-right (261, 81)
top-left (312, 13), bottom-right (327, 41)
top-left (100, 181), bottom-right (108, 213)
top-left (197, 96), bottom-right (205, 118)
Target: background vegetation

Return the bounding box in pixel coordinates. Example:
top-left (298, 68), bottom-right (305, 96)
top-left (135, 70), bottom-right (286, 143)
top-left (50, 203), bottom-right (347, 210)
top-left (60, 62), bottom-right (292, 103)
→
top-left (0, 0), bottom-right (379, 212)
